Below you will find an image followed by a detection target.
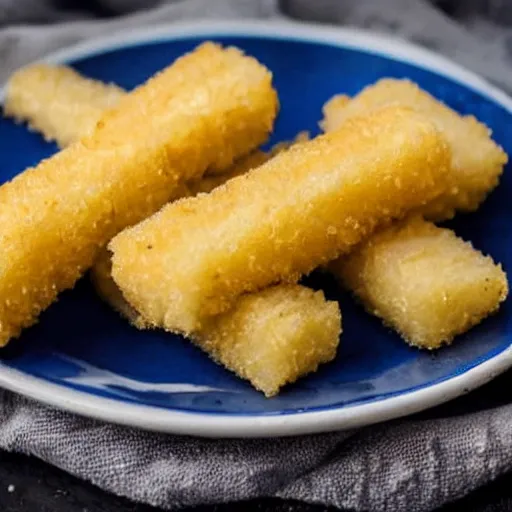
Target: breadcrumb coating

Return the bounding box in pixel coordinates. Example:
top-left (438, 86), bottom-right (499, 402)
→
top-left (198, 285), bottom-right (341, 396)
top-left (321, 79), bottom-right (507, 220)
top-left (4, 64), bottom-right (124, 147)
top-left (189, 131), bottom-right (310, 195)
top-left (188, 150), bottom-right (270, 195)
top-left (4, 58), bottom-right (278, 176)
top-left (331, 216), bottom-right (508, 348)
top-left (0, 42), bottom-right (278, 345)
top-left (110, 106), bottom-right (452, 334)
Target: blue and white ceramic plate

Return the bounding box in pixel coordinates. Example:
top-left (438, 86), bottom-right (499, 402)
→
top-left (0, 21), bottom-right (511, 438)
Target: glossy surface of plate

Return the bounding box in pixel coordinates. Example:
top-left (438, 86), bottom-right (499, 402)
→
top-left (0, 21), bottom-right (510, 437)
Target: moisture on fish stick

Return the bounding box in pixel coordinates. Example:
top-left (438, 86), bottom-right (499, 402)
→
top-left (91, 250), bottom-right (341, 397)
top-left (4, 64), bottom-right (124, 147)
top-left (110, 106), bottom-right (453, 334)
top-left (0, 42), bottom-right (278, 346)
top-left (331, 216), bottom-right (509, 349)
top-left (321, 79), bottom-right (507, 221)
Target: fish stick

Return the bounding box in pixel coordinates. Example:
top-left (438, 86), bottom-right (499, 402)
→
top-left (3, 64), bottom-right (306, 189)
top-left (0, 42), bottom-right (278, 346)
top-left (93, 129), bottom-right (338, 397)
top-left (92, 249), bottom-right (341, 396)
top-left (13, 68), bottom-right (498, 352)
top-left (199, 284), bottom-right (341, 396)
top-left (110, 106), bottom-right (453, 335)
top-left (330, 216), bottom-right (508, 349)
top-left (4, 63), bottom-right (275, 177)
top-left (4, 64), bottom-right (124, 148)
top-left (321, 79), bottom-right (507, 220)
top-left (2, 63), bottom-right (272, 196)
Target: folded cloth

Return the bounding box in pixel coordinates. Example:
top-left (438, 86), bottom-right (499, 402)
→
top-left (0, 1), bottom-right (511, 511)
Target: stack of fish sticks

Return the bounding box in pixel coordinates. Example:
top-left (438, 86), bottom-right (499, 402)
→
top-left (0, 43), bottom-right (278, 346)
top-left (3, 51), bottom-right (508, 397)
top-left (109, 107), bottom-right (452, 331)
top-left (322, 80), bottom-right (508, 349)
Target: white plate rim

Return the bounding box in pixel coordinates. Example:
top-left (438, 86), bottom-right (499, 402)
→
top-left (0, 19), bottom-right (510, 438)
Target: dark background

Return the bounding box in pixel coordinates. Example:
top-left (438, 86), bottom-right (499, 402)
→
top-left (2, 367), bottom-right (510, 512)
top-left (2, 447), bottom-right (512, 512)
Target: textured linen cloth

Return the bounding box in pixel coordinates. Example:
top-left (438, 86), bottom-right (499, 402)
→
top-left (0, 1), bottom-right (511, 511)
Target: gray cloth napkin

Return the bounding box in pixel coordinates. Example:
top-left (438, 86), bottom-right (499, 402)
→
top-left (0, 1), bottom-right (511, 511)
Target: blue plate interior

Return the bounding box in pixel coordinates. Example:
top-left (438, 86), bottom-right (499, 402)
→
top-left (0, 35), bottom-right (510, 416)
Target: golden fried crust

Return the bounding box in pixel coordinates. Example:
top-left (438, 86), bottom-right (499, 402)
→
top-left (188, 150), bottom-right (270, 195)
top-left (0, 42), bottom-right (278, 345)
top-left (199, 285), bottom-right (341, 396)
top-left (4, 64), bottom-right (124, 148)
top-left (4, 62), bottom-right (292, 198)
top-left (110, 106), bottom-right (453, 334)
top-left (321, 79), bottom-right (508, 220)
top-left (189, 131), bottom-right (311, 195)
top-left (4, 61), bottom-right (278, 177)
top-left (332, 216), bottom-right (509, 349)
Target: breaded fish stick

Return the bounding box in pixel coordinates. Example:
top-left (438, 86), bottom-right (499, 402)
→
top-left (4, 63), bottom-right (275, 176)
top-left (330, 216), bottom-right (508, 349)
top-left (14, 68), bottom-right (499, 351)
top-left (3, 64), bottom-right (305, 189)
top-left (0, 42), bottom-right (278, 346)
top-left (199, 285), bottom-right (341, 396)
top-left (321, 79), bottom-right (507, 220)
top-left (3, 57), bottom-right (280, 184)
top-left (92, 250), bottom-right (341, 396)
top-left (110, 107), bottom-right (452, 334)
top-left (4, 64), bottom-right (124, 148)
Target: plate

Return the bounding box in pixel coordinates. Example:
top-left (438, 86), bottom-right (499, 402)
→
top-left (0, 20), bottom-right (511, 438)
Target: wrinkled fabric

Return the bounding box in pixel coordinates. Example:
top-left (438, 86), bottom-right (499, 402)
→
top-left (0, 1), bottom-right (511, 511)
